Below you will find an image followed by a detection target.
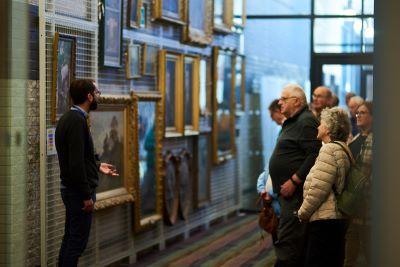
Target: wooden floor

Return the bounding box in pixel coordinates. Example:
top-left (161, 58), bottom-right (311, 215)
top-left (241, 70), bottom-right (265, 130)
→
top-left (124, 214), bottom-right (276, 267)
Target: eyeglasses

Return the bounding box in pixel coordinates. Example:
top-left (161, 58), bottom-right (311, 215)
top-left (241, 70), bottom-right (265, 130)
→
top-left (312, 94), bottom-right (327, 99)
top-left (356, 111), bottom-right (369, 117)
top-left (93, 90), bottom-right (101, 97)
top-left (279, 96), bottom-right (297, 103)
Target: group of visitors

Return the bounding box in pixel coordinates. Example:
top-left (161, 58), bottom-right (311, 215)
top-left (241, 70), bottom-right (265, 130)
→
top-left (258, 84), bottom-right (373, 267)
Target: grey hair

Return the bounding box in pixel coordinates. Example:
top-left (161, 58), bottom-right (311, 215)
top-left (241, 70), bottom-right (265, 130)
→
top-left (350, 96), bottom-right (364, 106)
top-left (320, 107), bottom-right (351, 142)
top-left (282, 84), bottom-right (307, 107)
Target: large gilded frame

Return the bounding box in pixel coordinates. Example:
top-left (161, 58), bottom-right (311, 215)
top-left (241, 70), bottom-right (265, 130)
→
top-left (90, 96), bottom-right (135, 210)
top-left (213, 0), bottom-right (233, 34)
top-left (212, 47), bottom-right (236, 164)
top-left (182, 0), bottom-right (213, 45)
top-left (183, 55), bottom-right (200, 135)
top-left (158, 50), bottom-right (184, 138)
top-left (153, 0), bottom-right (185, 25)
top-left (132, 92), bottom-right (164, 232)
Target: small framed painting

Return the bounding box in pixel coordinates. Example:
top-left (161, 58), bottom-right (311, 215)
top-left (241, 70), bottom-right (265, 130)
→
top-left (153, 0), bottom-right (185, 25)
top-left (126, 43), bottom-right (141, 79)
top-left (128, 0), bottom-right (142, 28)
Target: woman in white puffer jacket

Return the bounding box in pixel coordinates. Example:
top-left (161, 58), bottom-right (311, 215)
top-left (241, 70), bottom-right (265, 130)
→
top-left (297, 107), bottom-right (351, 267)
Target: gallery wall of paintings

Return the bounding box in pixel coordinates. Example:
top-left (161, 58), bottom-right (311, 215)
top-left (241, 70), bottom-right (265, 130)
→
top-left (42, 0), bottom-right (246, 265)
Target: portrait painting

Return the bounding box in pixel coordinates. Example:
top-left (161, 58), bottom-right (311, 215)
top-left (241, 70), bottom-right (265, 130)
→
top-left (163, 151), bottom-right (179, 225)
top-left (140, 3), bottom-right (147, 28)
top-left (101, 0), bottom-right (122, 67)
top-left (212, 47), bottom-right (235, 164)
top-left (142, 44), bottom-right (158, 76)
top-left (91, 110), bottom-right (124, 193)
top-left (183, 0), bottom-right (213, 45)
top-left (165, 59), bottom-right (176, 128)
top-left (52, 32), bottom-right (75, 123)
top-left (178, 150), bottom-right (192, 220)
top-left (132, 94), bottom-right (163, 231)
top-left (196, 134), bottom-right (211, 206)
top-left (183, 56), bottom-right (200, 134)
top-left (126, 43), bottom-right (141, 79)
top-left (153, 0), bottom-right (184, 24)
top-left (128, 0), bottom-right (142, 28)
top-left (184, 59), bottom-right (194, 127)
top-left (89, 97), bottom-right (135, 210)
top-left (199, 58), bottom-right (212, 129)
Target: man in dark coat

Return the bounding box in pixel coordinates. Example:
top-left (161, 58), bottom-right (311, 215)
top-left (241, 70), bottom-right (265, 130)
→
top-left (269, 84), bottom-right (321, 267)
top-left (55, 79), bottom-right (119, 266)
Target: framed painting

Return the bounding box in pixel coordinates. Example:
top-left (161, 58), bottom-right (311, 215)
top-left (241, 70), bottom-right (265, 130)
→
top-left (235, 54), bottom-right (246, 111)
top-left (194, 134), bottom-right (212, 207)
top-left (212, 47), bottom-right (236, 164)
top-left (233, 0), bottom-right (246, 28)
top-left (199, 58), bottom-right (212, 131)
top-left (51, 32), bottom-right (76, 123)
top-left (99, 0), bottom-right (123, 67)
top-left (132, 93), bottom-right (163, 232)
top-left (182, 0), bottom-right (213, 45)
top-left (126, 43), bottom-right (141, 79)
top-left (213, 0), bottom-right (233, 34)
top-left (89, 96), bottom-right (135, 210)
top-left (140, 2), bottom-right (148, 28)
top-left (153, 0), bottom-right (185, 25)
top-left (128, 0), bottom-right (142, 28)
top-left (178, 149), bottom-right (193, 220)
top-left (142, 44), bottom-right (158, 76)
top-left (162, 151), bottom-right (179, 225)
top-left (183, 55), bottom-right (200, 135)
top-left (158, 50), bottom-right (184, 138)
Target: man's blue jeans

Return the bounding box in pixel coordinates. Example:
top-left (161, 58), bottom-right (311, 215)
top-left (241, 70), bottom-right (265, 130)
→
top-left (58, 188), bottom-right (95, 267)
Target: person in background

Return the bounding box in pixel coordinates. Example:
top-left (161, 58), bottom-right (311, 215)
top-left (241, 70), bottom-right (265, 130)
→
top-left (298, 107), bottom-right (351, 267)
top-left (348, 96), bottom-right (364, 137)
top-left (344, 101), bottom-right (373, 267)
top-left (257, 99), bottom-right (285, 217)
top-left (269, 84), bottom-right (321, 266)
top-left (329, 92), bottom-right (339, 107)
top-left (311, 86), bottom-right (332, 120)
top-left (55, 79), bottom-right (119, 267)
top-left (346, 92), bottom-right (356, 108)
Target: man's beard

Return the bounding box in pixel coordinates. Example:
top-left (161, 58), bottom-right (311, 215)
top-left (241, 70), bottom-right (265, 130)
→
top-left (89, 99), bottom-right (98, 111)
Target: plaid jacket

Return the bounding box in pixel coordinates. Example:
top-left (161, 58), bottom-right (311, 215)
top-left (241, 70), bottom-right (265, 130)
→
top-left (350, 132), bottom-right (373, 222)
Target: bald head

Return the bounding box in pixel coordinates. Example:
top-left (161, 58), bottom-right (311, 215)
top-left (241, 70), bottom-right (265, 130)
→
top-left (312, 86), bottom-right (332, 112)
top-left (348, 96), bottom-right (365, 117)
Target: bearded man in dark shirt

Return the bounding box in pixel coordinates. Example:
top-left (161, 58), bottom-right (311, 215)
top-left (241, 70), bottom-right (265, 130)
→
top-left (268, 84), bottom-right (321, 267)
top-left (55, 79), bottom-right (119, 267)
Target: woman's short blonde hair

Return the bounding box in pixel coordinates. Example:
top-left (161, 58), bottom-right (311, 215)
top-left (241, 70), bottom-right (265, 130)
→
top-left (320, 107), bottom-right (351, 142)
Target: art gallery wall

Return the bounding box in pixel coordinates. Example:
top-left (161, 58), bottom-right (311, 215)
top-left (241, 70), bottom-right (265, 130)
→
top-left (26, 0), bottom-right (252, 266)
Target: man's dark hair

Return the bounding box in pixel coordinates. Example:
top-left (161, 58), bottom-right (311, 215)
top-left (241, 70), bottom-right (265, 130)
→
top-left (69, 79), bottom-right (96, 105)
top-left (268, 99), bottom-right (281, 112)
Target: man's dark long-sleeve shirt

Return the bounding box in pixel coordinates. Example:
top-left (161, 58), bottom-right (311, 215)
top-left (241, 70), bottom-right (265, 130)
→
top-left (55, 110), bottom-right (99, 199)
top-left (269, 107), bottom-right (321, 194)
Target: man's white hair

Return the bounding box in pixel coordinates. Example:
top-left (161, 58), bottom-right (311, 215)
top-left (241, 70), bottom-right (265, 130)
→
top-left (282, 83), bottom-right (307, 106)
top-left (350, 95), bottom-right (364, 105)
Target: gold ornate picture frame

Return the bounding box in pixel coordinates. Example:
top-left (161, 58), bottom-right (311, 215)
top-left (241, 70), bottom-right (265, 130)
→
top-left (213, 0), bottom-right (233, 34)
top-left (128, 0), bottom-right (142, 28)
top-left (212, 47), bottom-right (236, 164)
top-left (233, 0), bottom-right (246, 28)
top-left (153, 0), bottom-right (185, 25)
top-left (126, 43), bottom-right (142, 79)
top-left (182, 0), bottom-right (213, 45)
top-left (235, 54), bottom-right (246, 112)
top-left (51, 32), bottom-right (76, 124)
top-left (158, 50), bottom-right (184, 138)
top-left (89, 96), bottom-right (135, 210)
top-left (183, 55), bottom-right (200, 135)
top-left (132, 92), bottom-right (163, 232)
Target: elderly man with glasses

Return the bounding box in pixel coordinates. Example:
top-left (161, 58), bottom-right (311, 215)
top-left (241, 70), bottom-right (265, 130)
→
top-left (269, 84), bottom-right (321, 267)
top-left (311, 86), bottom-right (333, 120)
